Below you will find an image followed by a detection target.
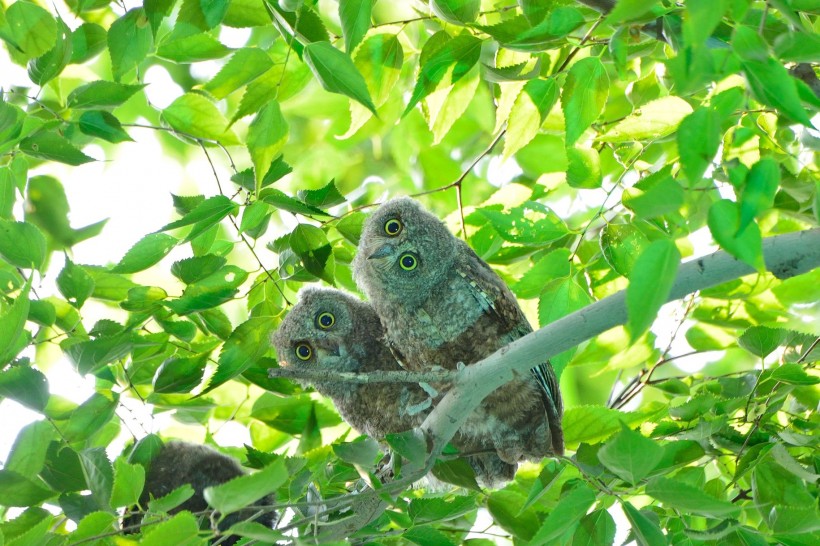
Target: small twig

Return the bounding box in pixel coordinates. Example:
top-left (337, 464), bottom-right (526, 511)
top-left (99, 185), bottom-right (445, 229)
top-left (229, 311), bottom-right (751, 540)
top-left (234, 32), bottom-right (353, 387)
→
top-left (555, 17), bottom-right (605, 74)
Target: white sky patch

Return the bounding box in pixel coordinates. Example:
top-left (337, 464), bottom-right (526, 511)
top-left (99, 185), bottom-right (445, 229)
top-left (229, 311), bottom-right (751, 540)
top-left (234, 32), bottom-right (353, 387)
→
top-left (220, 27), bottom-right (252, 49)
top-left (143, 65), bottom-right (183, 110)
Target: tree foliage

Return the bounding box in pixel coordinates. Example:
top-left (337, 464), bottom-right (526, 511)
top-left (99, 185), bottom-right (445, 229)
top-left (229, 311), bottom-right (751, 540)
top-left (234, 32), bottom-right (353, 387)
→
top-left (0, 0), bottom-right (818, 545)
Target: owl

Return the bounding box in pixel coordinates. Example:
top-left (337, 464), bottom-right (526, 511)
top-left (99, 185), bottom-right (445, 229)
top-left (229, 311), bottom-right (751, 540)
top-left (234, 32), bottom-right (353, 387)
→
top-left (123, 440), bottom-right (277, 545)
top-left (353, 197), bottom-right (564, 463)
top-left (272, 287), bottom-right (515, 487)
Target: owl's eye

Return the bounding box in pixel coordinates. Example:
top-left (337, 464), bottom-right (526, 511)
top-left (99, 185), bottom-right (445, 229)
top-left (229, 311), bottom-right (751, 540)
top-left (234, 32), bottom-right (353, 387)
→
top-left (384, 218), bottom-right (403, 236)
top-left (295, 343), bottom-right (313, 361)
top-left (316, 311), bottom-right (335, 329)
top-left (399, 253), bottom-right (418, 271)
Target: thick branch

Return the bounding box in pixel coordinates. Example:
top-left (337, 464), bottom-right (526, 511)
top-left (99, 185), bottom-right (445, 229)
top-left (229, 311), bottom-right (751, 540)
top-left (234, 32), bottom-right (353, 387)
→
top-left (420, 229), bottom-right (820, 453)
top-left (268, 367), bottom-right (456, 384)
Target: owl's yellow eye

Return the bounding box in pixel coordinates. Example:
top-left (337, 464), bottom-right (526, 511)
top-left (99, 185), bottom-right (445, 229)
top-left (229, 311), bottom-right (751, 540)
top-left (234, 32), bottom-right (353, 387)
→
top-left (295, 343), bottom-right (312, 361)
top-left (384, 218), bottom-right (403, 236)
top-left (399, 253), bottom-right (418, 271)
top-left (316, 311), bottom-right (335, 329)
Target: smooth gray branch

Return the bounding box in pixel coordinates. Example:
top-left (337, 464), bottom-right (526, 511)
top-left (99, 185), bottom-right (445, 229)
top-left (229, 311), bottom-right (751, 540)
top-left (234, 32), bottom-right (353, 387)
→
top-left (420, 229), bottom-right (820, 453)
top-left (267, 367), bottom-right (456, 384)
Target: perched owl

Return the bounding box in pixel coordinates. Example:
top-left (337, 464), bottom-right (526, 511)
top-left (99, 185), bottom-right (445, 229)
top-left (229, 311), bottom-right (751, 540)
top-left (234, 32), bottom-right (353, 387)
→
top-left (123, 440), bottom-right (277, 545)
top-left (353, 197), bottom-right (564, 463)
top-left (272, 287), bottom-right (515, 487)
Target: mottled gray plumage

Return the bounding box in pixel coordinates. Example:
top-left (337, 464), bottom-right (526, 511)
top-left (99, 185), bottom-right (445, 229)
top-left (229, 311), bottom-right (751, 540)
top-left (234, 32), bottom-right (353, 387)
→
top-left (123, 441), bottom-right (276, 545)
top-left (272, 287), bottom-right (515, 486)
top-left (353, 197), bottom-right (564, 463)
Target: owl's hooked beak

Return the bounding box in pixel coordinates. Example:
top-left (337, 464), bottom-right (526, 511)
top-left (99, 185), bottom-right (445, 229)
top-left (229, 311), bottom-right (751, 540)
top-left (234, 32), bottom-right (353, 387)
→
top-left (368, 243), bottom-right (395, 260)
top-left (314, 339), bottom-right (340, 357)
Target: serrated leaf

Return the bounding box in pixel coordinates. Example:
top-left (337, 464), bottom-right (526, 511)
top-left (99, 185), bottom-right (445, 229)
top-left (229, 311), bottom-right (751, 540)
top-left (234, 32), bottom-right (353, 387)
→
top-left (598, 423), bottom-right (664, 484)
top-left (303, 41), bottom-right (377, 115)
top-left (247, 100), bottom-right (288, 187)
top-left (599, 96), bottom-right (693, 142)
top-left (601, 223), bottom-right (651, 277)
top-left (63, 395), bottom-right (119, 444)
top-left (562, 57), bottom-right (609, 145)
top-left (5, 2), bottom-right (57, 58)
top-left (0, 219), bottom-right (46, 270)
top-left (202, 47), bottom-right (273, 99)
top-left (528, 483), bottom-right (596, 545)
top-left (289, 224), bottom-right (334, 283)
top-left (431, 0), bottom-right (480, 25)
top-left (108, 9), bottom-right (154, 81)
top-left (606, 0), bottom-right (661, 24)
top-left (430, 457), bottom-right (481, 491)
top-left (504, 78), bottom-right (559, 159)
top-left (742, 57), bottom-right (814, 126)
top-left (160, 195), bottom-right (239, 242)
top-left (626, 238), bottom-right (680, 338)
top-left (78, 111), bottom-right (133, 143)
top-left (111, 233), bottom-right (178, 273)
top-left (203, 457), bottom-right (287, 514)
top-left (538, 277), bottom-right (592, 328)
top-left (622, 501), bottom-right (666, 546)
top-left (57, 258), bottom-right (95, 308)
top-left (140, 512), bottom-right (201, 546)
top-left (161, 93), bottom-right (240, 145)
top-left (478, 202), bottom-right (567, 245)
top-left (738, 158), bottom-right (780, 235)
top-left (156, 32), bottom-right (232, 62)
top-left (572, 509), bottom-right (616, 546)
top-left (339, 0), bottom-right (372, 53)
top-left (19, 130), bottom-right (95, 166)
top-left (166, 265), bottom-right (248, 316)
top-left (171, 255), bottom-right (227, 284)
top-left (27, 17), bottom-right (72, 86)
top-left (67, 81), bottom-right (145, 109)
top-left (203, 317), bottom-right (270, 392)
top-left (110, 458), bottom-right (145, 508)
top-left (70, 22), bottom-right (107, 64)
top-left (708, 199), bottom-right (765, 272)
top-left (0, 470), bottom-right (55, 507)
top-left (646, 476), bottom-right (740, 517)
top-left (153, 354), bottom-right (209, 393)
top-left (566, 146), bottom-right (602, 189)
top-left (259, 188), bottom-right (331, 217)
top-left (0, 364), bottom-right (48, 412)
top-left (678, 107), bottom-right (721, 184)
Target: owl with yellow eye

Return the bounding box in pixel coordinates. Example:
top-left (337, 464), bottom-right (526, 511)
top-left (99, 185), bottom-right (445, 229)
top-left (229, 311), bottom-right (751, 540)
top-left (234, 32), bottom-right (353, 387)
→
top-left (353, 197), bottom-right (564, 463)
top-left (271, 287), bottom-right (516, 487)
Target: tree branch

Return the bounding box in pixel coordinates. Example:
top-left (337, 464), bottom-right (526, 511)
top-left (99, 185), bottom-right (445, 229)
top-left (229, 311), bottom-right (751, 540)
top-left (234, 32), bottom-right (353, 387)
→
top-left (420, 229), bottom-right (820, 454)
top-left (268, 367), bottom-right (456, 384)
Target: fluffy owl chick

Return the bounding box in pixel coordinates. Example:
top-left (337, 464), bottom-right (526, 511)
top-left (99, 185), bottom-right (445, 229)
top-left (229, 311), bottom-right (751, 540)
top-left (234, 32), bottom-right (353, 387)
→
top-left (272, 287), bottom-right (515, 487)
top-left (353, 197), bottom-right (564, 462)
top-left (123, 441), bottom-right (276, 545)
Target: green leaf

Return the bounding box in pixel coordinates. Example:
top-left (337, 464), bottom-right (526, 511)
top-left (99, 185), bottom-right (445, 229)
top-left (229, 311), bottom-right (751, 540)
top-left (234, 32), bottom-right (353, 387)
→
top-left (5, 421), bottom-right (53, 479)
top-left (528, 483), bottom-right (597, 545)
top-left (20, 130), bottom-right (95, 166)
top-left (599, 96), bottom-right (693, 142)
top-left (408, 496), bottom-right (476, 524)
top-left (156, 32), bottom-right (232, 62)
top-left (627, 238), bottom-right (680, 338)
top-left (247, 101), bottom-right (289, 187)
top-left (28, 17), bottom-right (72, 86)
top-left (538, 277), bottom-right (592, 328)
top-left (504, 78), bottom-right (559, 159)
top-left (678, 107), bottom-right (721, 184)
top-left (177, 0), bottom-right (230, 31)
top-left (562, 57), bottom-right (609, 145)
top-left (332, 437), bottom-right (379, 467)
top-left (111, 233), bottom-right (178, 274)
top-left (70, 22), bottom-right (107, 64)
top-left (430, 457), bottom-right (481, 491)
top-left (566, 147), bottom-right (602, 189)
top-left (289, 224), bottom-right (334, 283)
top-left (0, 470), bottom-right (55, 507)
top-left (477, 10), bottom-right (585, 52)
top-left (738, 158), bottom-right (780, 234)
top-left (67, 81), bottom-right (145, 109)
top-left (339, 0), bottom-right (372, 53)
top-left (63, 332), bottom-right (133, 374)
top-left (478, 202), bottom-right (567, 245)
top-left (160, 195), bottom-right (239, 242)
top-left (0, 365), bottom-right (48, 412)
top-left (0, 279), bottom-right (31, 366)
top-left (161, 93), bottom-right (240, 145)
top-left (110, 458), bottom-right (145, 508)
top-left (707, 199), bottom-right (765, 272)
top-left (513, 248), bottom-right (571, 299)
top-left (683, 0), bottom-right (730, 48)
top-left (166, 265), bottom-right (248, 315)
top-left (598, 423), bottom-right (664, 484)
top-left (336, 211), bottom-right (366, 245)
top-left (431, 0), bottom-right (480, 25)
top-left (601, 223), bottom-right (650, 277)
top-left (203, 317), bottom-right (271, 392)
top-left (738, 325), bottom-right (788, 358)
top-left (521, 460), bottom-right (564, 512)
top-left (572, 509), bottom-right (617, 546)
top-left (769, 363), bottom-right (820, 385)
top-left (171, 255), bottom-right (227, 284)
top-left (622, 501), bottom-right (666, 546)
top-left (152, 354), bottom-right (209, 393)
top-left (203, 457), bottom-right (288, 514)
top-left (78, 111), bottom-right (133, 143)
top-left (606, 0), bottom-right (661, 24)
top-left (298, 180), bottom-right (345, 208)
top-left (487, 489), bottom-right (541, 540)
top-left (385, 429), bottom-right (428, 472)
top-left (404, 526), bottom-right (456, 546)
top-left (742, 57), bottom-right (814, 126)
top-left (78, 448), bottom-right (114, 511)
top-left (61, 394), bottom-right (119, 444)
top-left (404, 33), bottom-right (482, 115)
top-left (563, 405), bottom-right (648, 446)
top-left (646, 476), bottom-right (740, 517)
top-left (0, 219), bottom-right (46, 270)
top-left (57, 258), bottom-right (95, 308)
top-left (139, 512), bottom-right (202, 546)
top-left (5, 1), bottom-right (57, 58)
top-left (303, 41), bottom-right (377, 115)
top-left (202, 47), bottom-right (273, 99)
top-left (108, 9), bottom-right (154, 81)
top-left (774, 30), bottom-right (820, 63)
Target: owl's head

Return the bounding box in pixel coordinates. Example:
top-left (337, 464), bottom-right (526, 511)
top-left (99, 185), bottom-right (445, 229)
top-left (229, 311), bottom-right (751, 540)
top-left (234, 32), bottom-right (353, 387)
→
top-left (272, 287), bottom-right (382, 373)
top-left (353, 197), bottom-right (457, 302)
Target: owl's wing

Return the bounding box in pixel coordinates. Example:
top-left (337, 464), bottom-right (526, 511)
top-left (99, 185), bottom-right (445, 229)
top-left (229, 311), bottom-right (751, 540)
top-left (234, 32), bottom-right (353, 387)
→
top-left (457, 242), bottom-right (564, 454)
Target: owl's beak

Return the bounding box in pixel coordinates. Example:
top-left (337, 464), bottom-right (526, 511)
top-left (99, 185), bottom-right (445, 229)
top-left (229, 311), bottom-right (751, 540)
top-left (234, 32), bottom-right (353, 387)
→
top-left (368, 243), bottom-right (395, 260)
top-left (315, 339), bottom-right (340, 357)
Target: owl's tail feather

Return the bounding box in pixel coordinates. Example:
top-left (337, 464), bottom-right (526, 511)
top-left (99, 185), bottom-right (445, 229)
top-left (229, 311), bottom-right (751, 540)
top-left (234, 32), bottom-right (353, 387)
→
top-left (531, 362), bottom-right (565, 456)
